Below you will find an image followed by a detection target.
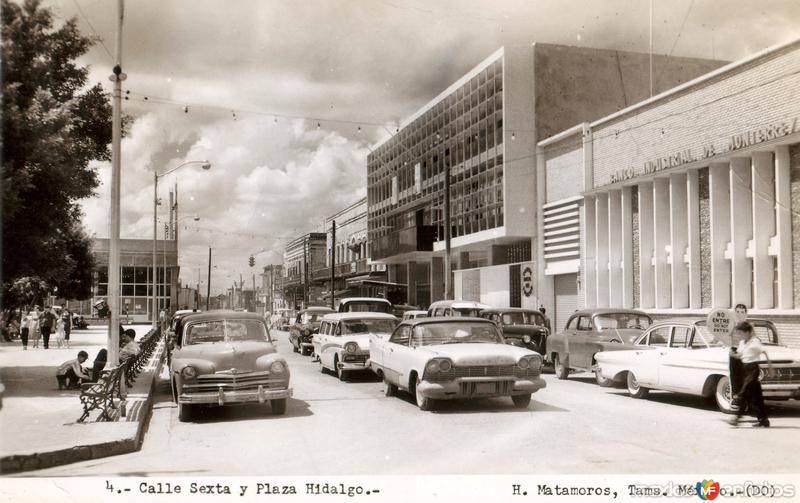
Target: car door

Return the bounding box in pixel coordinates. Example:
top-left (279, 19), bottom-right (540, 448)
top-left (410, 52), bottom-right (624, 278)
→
top-left (312, 321), bottom-right (327, 357)
top-left (631, 325), bottom-right (670, 387)
top-left (570, 316), bottom-right (594, 369)
top-left (657, 325), bottom-right (693, 391)
top-left (369, 323), bottom-right (388, 370)
top-left (383, 325), bottom-right (412, 387)
top-left (320, 322), bottom-right (342, 369)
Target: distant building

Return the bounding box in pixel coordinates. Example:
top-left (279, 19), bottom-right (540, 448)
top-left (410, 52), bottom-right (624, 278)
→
top-left (90, 238), bottom-right (178, 323)
top-left (260, 264), bottom-right (285, 313)
top-left (367, 43), bottom-right (725, 308)
top-left (283, 233), bottom-right (327, 308)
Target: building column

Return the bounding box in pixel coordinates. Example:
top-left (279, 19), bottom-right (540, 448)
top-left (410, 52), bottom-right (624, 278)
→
top-left (620, 187), bottom-right (634, 308)
top-left (653, 178), bottom-right (671, 308)
top-left (686, 170), bottom-right (702, 309)
top-left (638, 182), bottom-right (654, 308)
top-left (407, 261), bottom-right (418, 306)
top-left (751, 151), bottom-right (775, 309)
top-left (729, 157), bottom-right (753, 307)
top-left (607, 190), bottom-right (622, 307)
top-left (488, 245), bottom-right (507, 266)
top-left (670, 173), bottom-right (689, 309)
top-left (709, 162), bottom-right (731, 308)
top-left (430, 256), bottom-right (444, 302)
top-left (595, 194), bottom-right (609, 308)
top-left (774, 145), bottom-right (794, 309)
top-left (583, 196), bottom-right (597, 308)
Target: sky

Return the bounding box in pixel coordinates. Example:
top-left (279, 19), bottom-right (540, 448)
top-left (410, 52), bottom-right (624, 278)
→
top-left (42, 0), bottom-right (800, 295)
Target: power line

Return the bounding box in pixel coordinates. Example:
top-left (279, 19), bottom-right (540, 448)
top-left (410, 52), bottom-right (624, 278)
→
top-left (70, 0), bottom-right (114, 62)
top-left (669, 0), bottom-right (695, 57)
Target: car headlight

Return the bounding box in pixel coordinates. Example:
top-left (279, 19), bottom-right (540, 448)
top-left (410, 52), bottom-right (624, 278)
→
top-left (270, 361), bottom-right (286, 374)
top-left (344, 342), bottom-right (358, 353)
top-left (181, 366), bottom-right (197, 379)
top-left (517, 358), bottom-right (530, 369)
top-left (522, 335), bottom-right (531, 344)
top-left (528, 354), bottom-right (543, 371)
top-left (426, 360), bottom-right (440, 374)
top-left (304, 329), bottom-right (310, 336)
top-left (758, 368), bottom-right (764, 381)
top-left (438, 359), bottom-right (452, 372)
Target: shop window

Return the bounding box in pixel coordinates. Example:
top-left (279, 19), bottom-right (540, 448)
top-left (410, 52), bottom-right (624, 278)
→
top-left (134, 267), bottom-right (148, 284)
top-left (122, 284), bottom-right (134, 296)
top-left (122, 267), bottom-right (134, 283)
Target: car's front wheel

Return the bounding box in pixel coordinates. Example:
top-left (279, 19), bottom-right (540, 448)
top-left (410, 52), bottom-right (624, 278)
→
top-left (178, 403), bottom-right (192, 422)
top-left (626, 371), bottom-right (649, 399)
top-left (595, 369), bottom-right (614, 387)
top-left (511, 393), bottom-right (532, 408)
top-left (413, 377), bottom-right (434, 411)
top-left (271, 398), bottom-right (287, 415)
top-left (554, 354), bottom-right (569, 380)
top-left (715, 376), bottom-right (737, 414)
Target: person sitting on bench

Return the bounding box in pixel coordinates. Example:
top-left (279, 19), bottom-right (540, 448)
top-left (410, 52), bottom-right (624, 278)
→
top-left (56, 351), bottom-right (90, 389)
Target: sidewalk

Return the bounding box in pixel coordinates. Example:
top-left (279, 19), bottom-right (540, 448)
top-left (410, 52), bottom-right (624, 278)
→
top-left (0, 325), bottom-right (163, 473)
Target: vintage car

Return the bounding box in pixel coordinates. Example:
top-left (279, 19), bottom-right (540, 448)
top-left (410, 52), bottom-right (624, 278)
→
top-left (336, 297), bottom-right (393, 314)
top-left (288, 306), bottom-right (335, 355)
top-left (170, 310), bottom-right (292, 421)
top-left (480, 308), bottom-right (549, 356)
top-left (369, 317), bottom-right (546, 411)
top-left (314, 312), bottom-right (398, 380)
top-left (595, 318), bottom-right (800, 413)
top-left (165, 309), bottom-right (201, 365)
top-left (545, 308), bottom-right (652, 385)
top-left (401, 310), bottom-right (428, 321)
top-left (427, 300), bottom-right (492, 318)
top-left (270, 308), bottom-right (296, 331)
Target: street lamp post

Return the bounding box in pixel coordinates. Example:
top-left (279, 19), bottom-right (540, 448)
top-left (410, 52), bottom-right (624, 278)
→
top-left (153, 161), bottom-right (210, 329)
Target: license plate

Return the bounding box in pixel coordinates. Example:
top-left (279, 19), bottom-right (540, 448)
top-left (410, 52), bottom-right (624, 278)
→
top-left (475, 382), bottom-right (496, 394)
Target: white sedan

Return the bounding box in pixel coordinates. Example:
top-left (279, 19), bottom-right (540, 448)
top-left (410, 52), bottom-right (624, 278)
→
top-left (370, 317), bottom-right (546, 411)
top-left (313, 312), bottom-right (398, 381)
top-left (595, 319), bottom-right (800, 412)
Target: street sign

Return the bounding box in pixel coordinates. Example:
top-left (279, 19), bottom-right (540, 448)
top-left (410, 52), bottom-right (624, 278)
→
top-left (706, 309), bottom-right (734, 336)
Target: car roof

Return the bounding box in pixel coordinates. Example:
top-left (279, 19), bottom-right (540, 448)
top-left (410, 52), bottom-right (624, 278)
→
top-left (299, 307), bottom-right (336, 314)
top-left (321, 312), bottom-right (399, 321)
top-left (338, 297), bottom-right (392, 304)
top-left (428, 300), bottom-right (492, 309)
top-left (570, 308), bottom-right (651, 317)
top-left (403, 310), bottom-right (428, 315)
top-left (181, 310), bottom-right (267, 323)
top-left (480, 307), bottom-right (543, 315)
top-left (400, 316), bottom-right (495, 327)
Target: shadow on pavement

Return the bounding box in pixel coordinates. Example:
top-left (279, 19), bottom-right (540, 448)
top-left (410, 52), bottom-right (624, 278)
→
top-left (0, 365), bottom-right (88, 398)
top-left (606, 389), bottom-right (800, 417)
top-left (176, 397), bottom-right (313, 424)
top-left (392, 390), bottom-right (567, 414)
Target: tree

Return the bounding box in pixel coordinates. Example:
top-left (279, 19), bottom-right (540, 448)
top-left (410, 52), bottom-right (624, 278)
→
top-left (1, 0), bottom-right (109, 308)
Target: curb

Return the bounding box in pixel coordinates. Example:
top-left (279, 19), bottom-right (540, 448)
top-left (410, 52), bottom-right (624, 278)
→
top-left (0, 345), bottom-right (165, 475)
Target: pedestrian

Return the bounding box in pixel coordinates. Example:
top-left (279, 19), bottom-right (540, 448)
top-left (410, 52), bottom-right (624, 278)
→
top-left (119, 329), bottom-right (140, 363)
top-left (20, 311), bottom-right (31, 350)
top-left (40, 306), bottom-right (57, 349)
top-left (729, 303), bottom-right (748, 409)
top-left (728, 321), bottom-right (772, 427)
top-left (28, 306), bottom-right (42, 348)
top-left (539, 305), bottom-right (552, 332)
top-left (6, 315), bottom-right (20, 343)
top-left (159, 309), bottom-right (166, 333)
top-left (56, 350), bottom-right (90, 389)
top-left (62, 309), bottom-right (72, 349)
top-left (54, 310), bottom-right (65, 348)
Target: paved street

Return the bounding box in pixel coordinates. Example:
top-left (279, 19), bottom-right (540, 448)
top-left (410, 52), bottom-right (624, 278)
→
top-left (26, 329), bottom-right (800, 477)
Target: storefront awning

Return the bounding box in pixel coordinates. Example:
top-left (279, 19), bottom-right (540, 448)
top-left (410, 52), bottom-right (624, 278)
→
top-left (346, 277), bottom-right (407, 288)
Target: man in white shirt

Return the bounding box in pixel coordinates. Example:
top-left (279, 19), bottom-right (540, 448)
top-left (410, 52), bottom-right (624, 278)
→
top-left (119, 329), bottom-right (140, 363)
top-left (728, 321), bottom-right (771, 427)
top-left (56, 351), bottom-right (90, 389)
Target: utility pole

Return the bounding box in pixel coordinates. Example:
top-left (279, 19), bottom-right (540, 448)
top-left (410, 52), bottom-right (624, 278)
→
top-left (252, 274), bottom-right (256, 313)
top-left (444, 162), bottom-right (453, 300)
top-left (206, 248), bottom-right (211, 310)
top-left (107, 0), bottom-right (125, 364)
top-left (330, 220), bottom-right (336, 309)
top-left (303, 237), bottom-right (309, 308)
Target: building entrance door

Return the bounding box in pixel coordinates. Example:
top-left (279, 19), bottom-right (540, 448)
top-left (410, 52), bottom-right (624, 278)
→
top-left (554, 273), bottom-right (578, 333)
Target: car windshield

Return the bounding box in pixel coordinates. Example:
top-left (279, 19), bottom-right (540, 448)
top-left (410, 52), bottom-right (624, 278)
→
top-left (412, 322), bottom-right (502, 346)
top-left (452, 308), bottom-right (483, 317)
top-left (300, 313), bottom-right (323, 324)
top-left (341, 318), bottom-right (397, 334)
top-left (693, 325), bottom-right (729, 347)
top-left (501, 312), bottom-right (545, 326)
top-left (594, 313), bottom-right (652, 330)
top-left (184, 319), bottom-right (271, 345)
top-left (341, 301), bottom-right (391, 313)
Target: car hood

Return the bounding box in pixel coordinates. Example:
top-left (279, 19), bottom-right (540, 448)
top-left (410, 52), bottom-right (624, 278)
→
top-left (762, 346), bottom-right (800, 363)
top-left (174, 341), bottom-right (276, 372)
top-left (419, 343), bottom-right (534, 365)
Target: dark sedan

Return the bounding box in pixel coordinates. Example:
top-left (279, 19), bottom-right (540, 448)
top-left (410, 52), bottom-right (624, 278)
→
top-left (288, 307), bottom-right (335, 355)
top-left (480, 308), bottom-right (549, 356)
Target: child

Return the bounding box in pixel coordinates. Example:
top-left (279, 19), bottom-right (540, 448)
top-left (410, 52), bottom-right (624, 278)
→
top-left (56, 351), bottom-right (90, 390)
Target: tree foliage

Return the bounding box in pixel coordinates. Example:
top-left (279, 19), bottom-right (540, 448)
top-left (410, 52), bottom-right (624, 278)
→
top-left (2, 0), bottom-right (110, 307)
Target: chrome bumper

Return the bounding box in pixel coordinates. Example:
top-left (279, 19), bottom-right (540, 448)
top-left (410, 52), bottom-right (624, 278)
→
top-left (179, 386), bottom-right (293, 405)
top-left (762, 384), bottom-right (800, 399)
top-left (417, 376), bottom-right (546, 400)
top-left (300, 342), bottom-right (314, 350)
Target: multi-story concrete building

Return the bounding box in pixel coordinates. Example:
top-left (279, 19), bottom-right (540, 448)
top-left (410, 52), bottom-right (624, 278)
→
top-left (91, 238), bottom-right (178, 323)
top-left (260, 264), bottom-right (285, 313)
top-left (537, 38), bottom-right (800, 345)
top-left (282, 232), bottom-right (327, 308)
top-left (368, 43), bottom-right (724, 308)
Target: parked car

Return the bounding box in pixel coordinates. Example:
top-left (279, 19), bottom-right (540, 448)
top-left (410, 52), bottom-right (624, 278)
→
top-left (166, 309), bottom-right (201, 365)
top-left (596, 318), bottom-right (800, 413)
top-left (392, 304), bottom-right (421, 318)
top-left (545, 308), bottom-right (652, 385)
top-left (271, 308), bottom-right (296, 331)
top-left (401, 310), bottom-right (428, 321)
top-left (480, 308), bottom-right (549, 356)
top-left (288, 307), bottom-right (335, 355)
top-left (336, 297), bottom-right (393, 314)
top-left (370, 317), bottom-right (546, 411)
top-left (314, 312), bottom-right (398, 380)
top-left (169, 310), bottom-right (292, 421)
top-left (427, 300), bottom-right (491, 318)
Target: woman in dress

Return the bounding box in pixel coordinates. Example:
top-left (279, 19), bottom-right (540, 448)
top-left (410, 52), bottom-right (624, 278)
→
top-left (28, 306), bottom-right (41, 349)
top-left (54, 312), bottom-right (65, 348)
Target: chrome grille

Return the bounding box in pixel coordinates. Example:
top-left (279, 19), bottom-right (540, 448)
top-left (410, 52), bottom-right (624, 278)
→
top-left (184, 371), bottom-right (284, 393)
top-left (459, 381), bottom-right (514, 396)
top-left (760, 366), bottom-right (800, 385)
top-left (425, 364), bottom-right (540, 382)
top-left (343, 354), bottom-right (368, 364)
